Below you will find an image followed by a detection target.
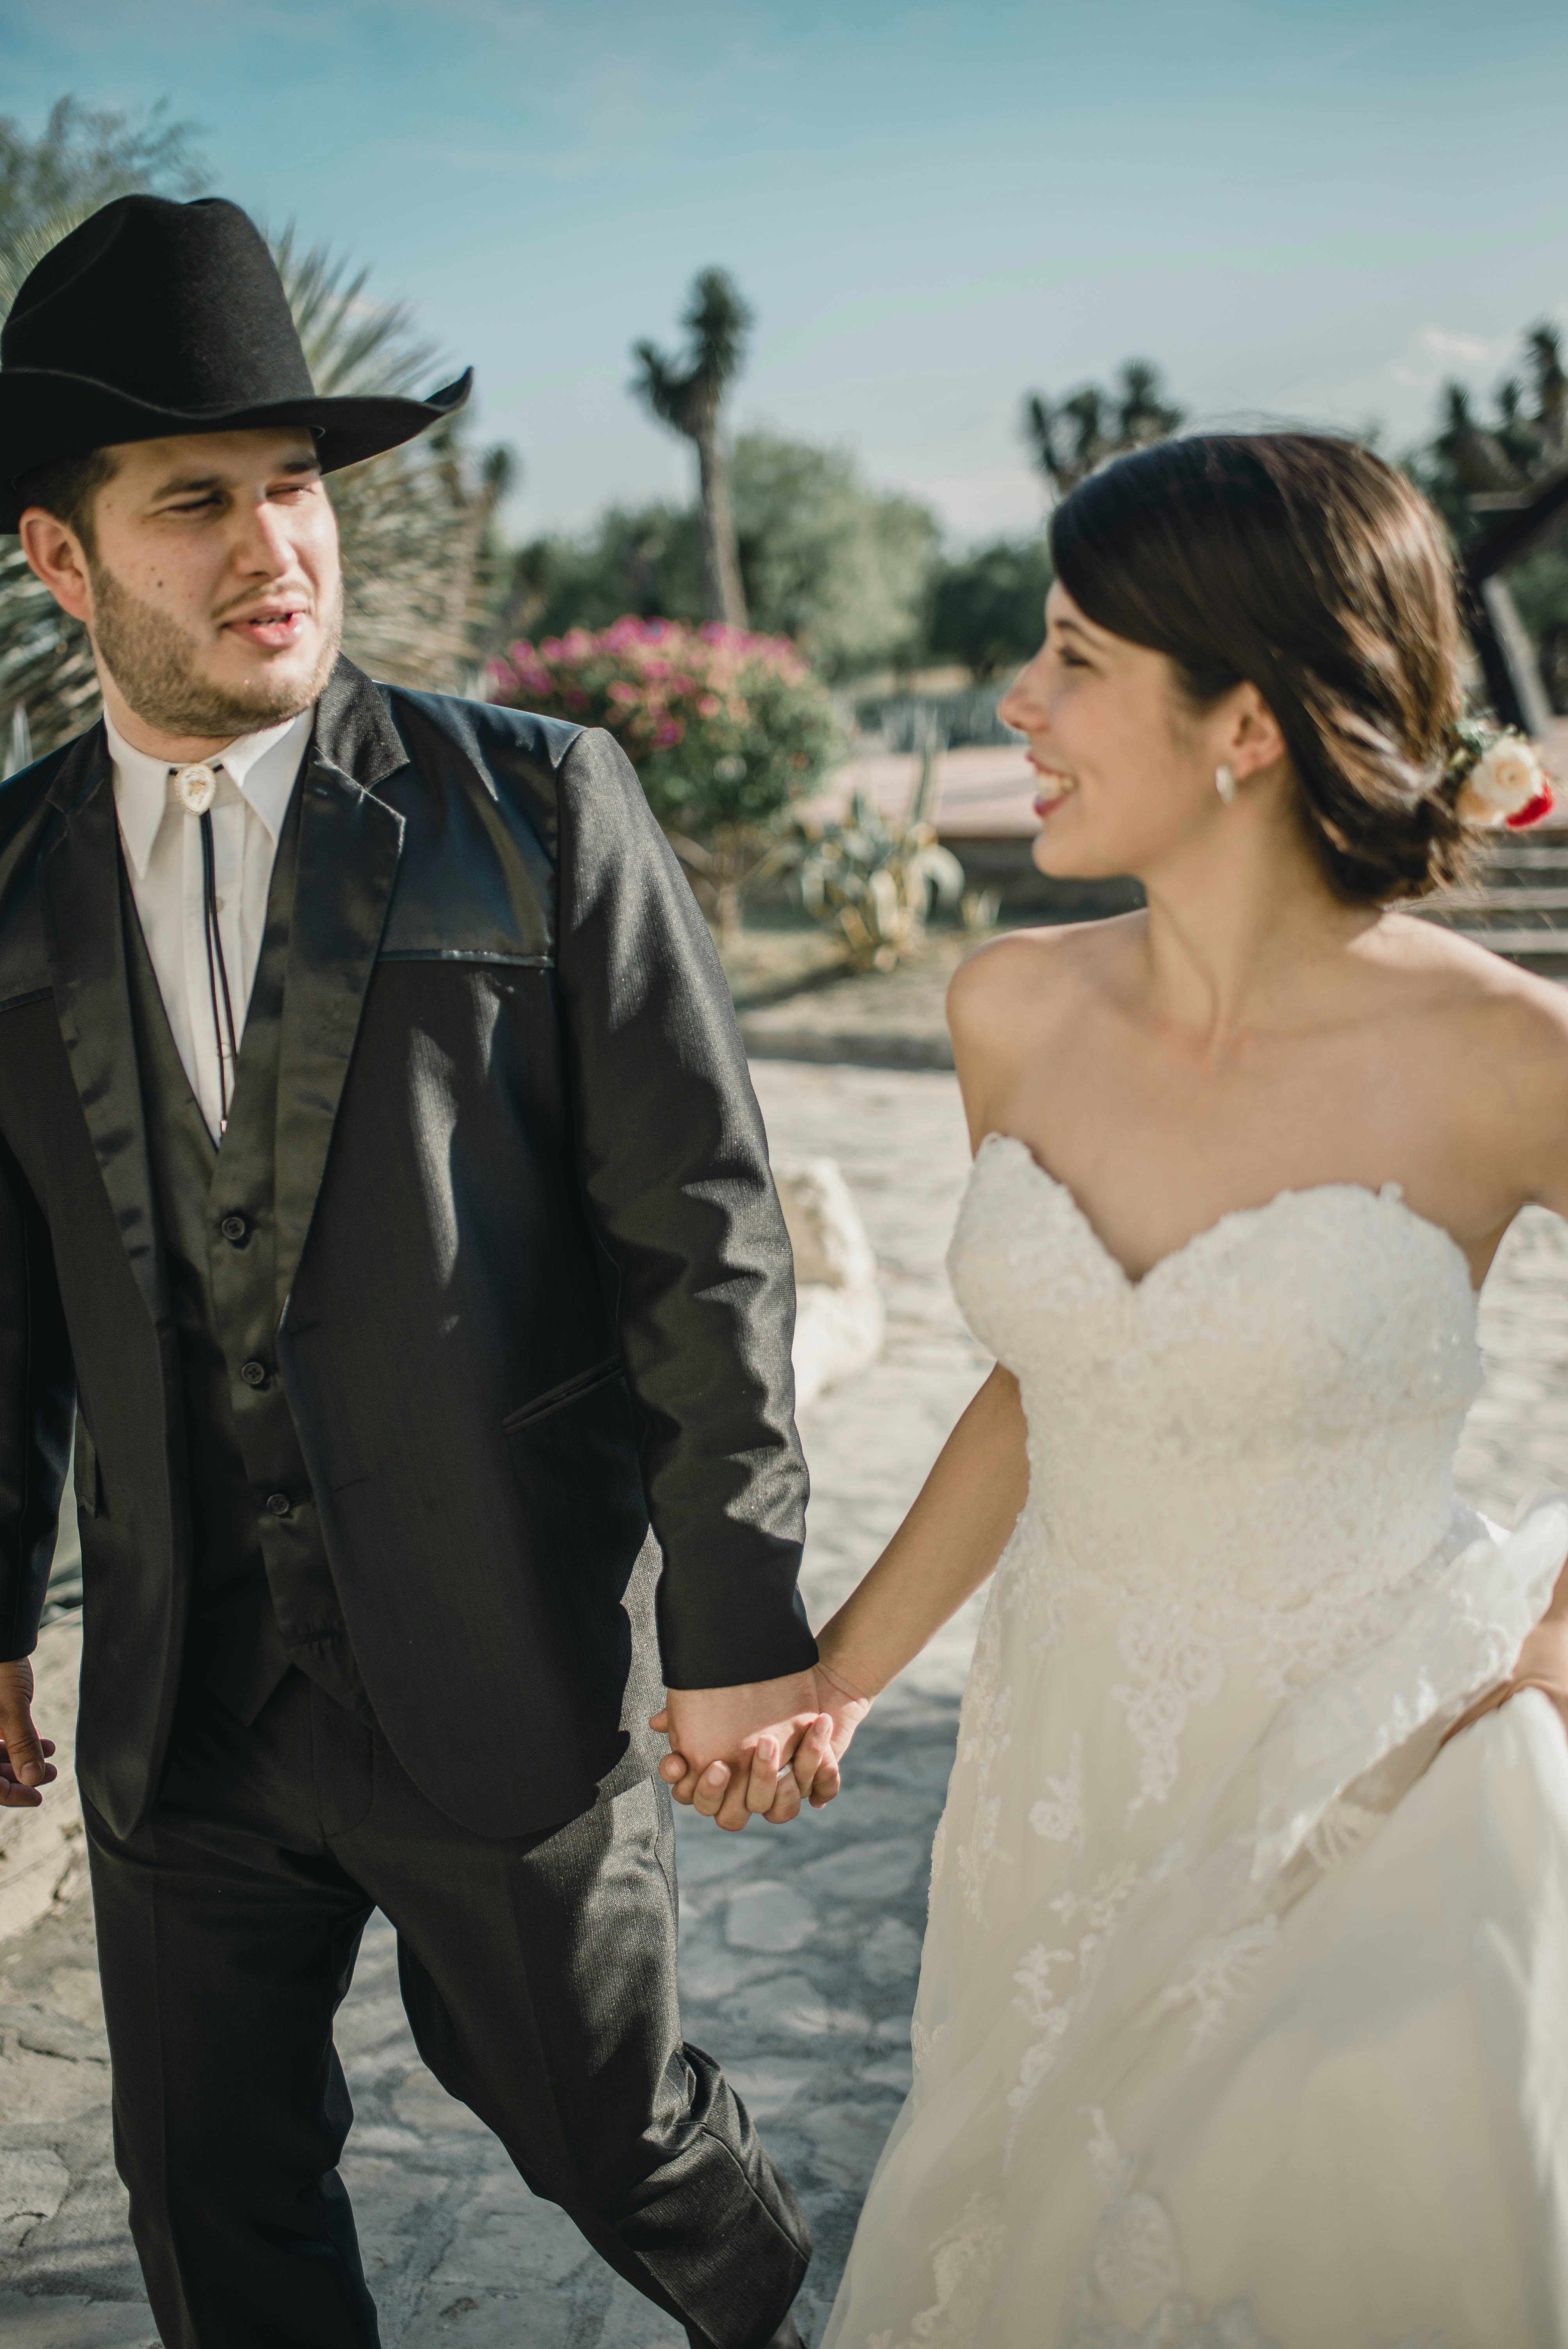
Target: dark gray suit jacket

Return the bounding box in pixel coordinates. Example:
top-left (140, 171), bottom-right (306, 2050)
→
top-left (0, 659), bottom-right (814, 1839)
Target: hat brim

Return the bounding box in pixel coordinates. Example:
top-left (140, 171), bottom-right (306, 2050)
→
top-left (0, 366), bottom-right (474, 531)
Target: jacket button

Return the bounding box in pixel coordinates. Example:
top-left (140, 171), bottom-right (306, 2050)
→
top-left (220, 1214), bottom-right (248, 1244)
top-left (240, 1360), bottom-right (268, 1388)
top-left (265, 1492), bottom-right (291, 1518)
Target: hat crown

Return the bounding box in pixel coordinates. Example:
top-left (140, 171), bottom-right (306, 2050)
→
top-left (2, 196), bottom-right (315, 412)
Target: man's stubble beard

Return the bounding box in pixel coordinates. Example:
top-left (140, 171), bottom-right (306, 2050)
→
top-left (89, 560), bottom-right (343, 739)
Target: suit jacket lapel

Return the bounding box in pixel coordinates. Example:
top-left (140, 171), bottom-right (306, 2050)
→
top-left (274, 661), bottom-right (407, 1319)
top-left (39, 724), bottom-right (166, 1331)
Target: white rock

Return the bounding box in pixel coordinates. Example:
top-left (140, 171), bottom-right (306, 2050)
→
top-left (773, 1157), bottom-right (885, 1410)
top-left (791, 1283), bottom-right (886, 1413)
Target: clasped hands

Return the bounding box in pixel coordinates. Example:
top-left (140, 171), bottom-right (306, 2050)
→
top-left (652, 1661), bottom-right (873, 1832)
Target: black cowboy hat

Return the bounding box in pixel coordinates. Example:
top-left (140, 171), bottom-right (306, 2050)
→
top-left (0, 194), bottom-right (472, 531)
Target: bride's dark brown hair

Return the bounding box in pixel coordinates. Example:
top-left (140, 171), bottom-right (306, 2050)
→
top-left (1049, 433), bottom-right (1471, 902)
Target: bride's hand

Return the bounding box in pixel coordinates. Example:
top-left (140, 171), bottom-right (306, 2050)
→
top-left (650, 1657), bottom-right (877, 1829)
top-left (1441, 1603), bottom-right (1568, 1749)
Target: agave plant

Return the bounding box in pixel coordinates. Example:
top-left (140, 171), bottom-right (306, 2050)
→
top-left (796, 724), bottom-right (966, 971)
top-left (0, 217), bottom-right (510, 757)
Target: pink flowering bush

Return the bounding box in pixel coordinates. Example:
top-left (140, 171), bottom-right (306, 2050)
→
top-left (487, 616), bottom-right (837, 840)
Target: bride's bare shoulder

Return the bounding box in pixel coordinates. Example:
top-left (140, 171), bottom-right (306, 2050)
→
top-left (1379, 913), bottom-right (1568, 1180)
top-left (1378, 910), bottom-right (1568, 1053)
top-left (948, 914), bottom-right (1140, 1034)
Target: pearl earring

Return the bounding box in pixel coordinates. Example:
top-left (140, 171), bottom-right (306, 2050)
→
top-left (1215, 763), bottom-right (1238, 805)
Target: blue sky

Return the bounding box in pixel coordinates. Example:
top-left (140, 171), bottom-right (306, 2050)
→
top-left (3, 0), bottom-right (1565, 544)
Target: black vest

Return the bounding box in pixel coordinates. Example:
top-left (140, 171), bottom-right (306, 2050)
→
top-left (121, 787), bottom-right (369, 1724)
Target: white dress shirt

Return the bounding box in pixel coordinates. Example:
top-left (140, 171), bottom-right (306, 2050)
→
top-left (107, 707), bottom-right (314, 1141)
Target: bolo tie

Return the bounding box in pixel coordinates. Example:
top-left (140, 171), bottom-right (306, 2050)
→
top-left (172, 762), bottom-right (239, 1136)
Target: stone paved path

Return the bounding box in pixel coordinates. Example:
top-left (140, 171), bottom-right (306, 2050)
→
top-left (3, 1062), bottom-right (1567, 2344)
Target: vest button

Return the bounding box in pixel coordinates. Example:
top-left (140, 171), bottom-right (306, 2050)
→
top-left (240, 1360), bottom-right (268, 1388)
top-left (220, 1214), bottom-right (248, 1244)
top-left (265, 1492), bottom-right (292, 1518)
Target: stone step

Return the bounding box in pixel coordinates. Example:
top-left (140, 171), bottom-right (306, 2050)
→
top-left (1484, 846), bottom-right (1568, 870)
top-left (1417, 923), bottom-right (1568, 968)
top-left (1432, 888), bottom-right (1568, 914)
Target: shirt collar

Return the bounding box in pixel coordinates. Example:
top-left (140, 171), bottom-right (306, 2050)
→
top-left (105, 706), bottom-right (315, 880)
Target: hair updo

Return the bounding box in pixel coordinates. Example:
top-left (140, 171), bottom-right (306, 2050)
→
top-left (1049, 432), bottom-right (1472, 902)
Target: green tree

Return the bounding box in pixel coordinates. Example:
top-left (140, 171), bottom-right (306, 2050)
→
top-left (501, 501), bottom-right (705, 645)
top-left (1409, 322), bottom-right (1568, 711)
top-left (1415, 325), bottom-right (1568, 544)
top-left (925, 537), bottom-right (1054, 681)
top-left (503, 433), bottom-right (939, 684)
top-left (729, 432), bottom-right (937, 680)
top-left (632, 269), bottom-right (752, 626)
top-left (1022, 358), bottom-right (1185, 499)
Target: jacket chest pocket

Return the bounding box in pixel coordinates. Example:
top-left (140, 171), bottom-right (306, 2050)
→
top-left (501, 1355), bottom-right (623, 1436)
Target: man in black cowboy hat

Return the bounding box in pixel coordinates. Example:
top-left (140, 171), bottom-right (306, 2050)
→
top-left (0, 193), bottom-right (848, 2346)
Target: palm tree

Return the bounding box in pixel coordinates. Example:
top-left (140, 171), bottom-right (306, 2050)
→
top-left (0, 217), bottom-right (511, 755)
top-left (1525, 324), bottom-right (1568, 472)
top-left (632, 269), bottom-right (752, 627)
top-left (1022, 359), bottom-right (1185, 501)
top-left (1432, 382), bottom-right (1523, 499)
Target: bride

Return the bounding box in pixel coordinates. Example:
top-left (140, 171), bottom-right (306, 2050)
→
top-left (703, 434), bottom-right (1568, 2345)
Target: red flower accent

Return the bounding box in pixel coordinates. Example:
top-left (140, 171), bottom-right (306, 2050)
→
top-left (1506, 782), bottom-right (1556, 831)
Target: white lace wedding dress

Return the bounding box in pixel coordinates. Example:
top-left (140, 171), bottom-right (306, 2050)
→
top-left (824, 1134), bottom-right (1568, 2349)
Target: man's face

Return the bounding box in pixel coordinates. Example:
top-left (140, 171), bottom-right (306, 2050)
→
top-left (30, 428), bottom-right (343, 745)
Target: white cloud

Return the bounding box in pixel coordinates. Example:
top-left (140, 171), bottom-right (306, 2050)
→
top-left (1413, 324), bottom-right (1511, 365)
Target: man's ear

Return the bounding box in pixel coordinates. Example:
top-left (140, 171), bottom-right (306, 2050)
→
top-left (18, 509), bottom-right (93, 627)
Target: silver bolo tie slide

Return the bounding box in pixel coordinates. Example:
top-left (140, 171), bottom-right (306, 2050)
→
top-left (172, 763), bottom-right (239, 1136)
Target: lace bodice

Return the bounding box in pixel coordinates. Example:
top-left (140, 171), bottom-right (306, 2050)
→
top-left (950, 1135), bottom-right (1483, 1708)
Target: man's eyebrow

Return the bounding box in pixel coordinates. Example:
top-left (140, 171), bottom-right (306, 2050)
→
top-left (149, 471), bottom-right (228, 499)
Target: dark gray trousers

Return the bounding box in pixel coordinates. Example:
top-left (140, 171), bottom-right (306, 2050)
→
top-left (85, 1669), bottom-right (809, 2349)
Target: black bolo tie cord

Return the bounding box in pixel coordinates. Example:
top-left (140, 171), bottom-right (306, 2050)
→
top-left (198, 807), bottom-right (239, 1135)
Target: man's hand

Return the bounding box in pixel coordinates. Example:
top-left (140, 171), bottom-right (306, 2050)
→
top-left (652, 1674), bottom-right (822, 1833)
top-left (651, 1661), bottom-right (874, 1832)
top-left (0, 1658), bottom-right (56, 1809)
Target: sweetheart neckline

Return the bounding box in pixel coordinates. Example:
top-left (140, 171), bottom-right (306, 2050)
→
top-left (975, 1132), bottom-right (1480, 1299)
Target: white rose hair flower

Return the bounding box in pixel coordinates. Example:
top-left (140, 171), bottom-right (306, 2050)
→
top-left (1446, 720), bottom-right (1557, 831)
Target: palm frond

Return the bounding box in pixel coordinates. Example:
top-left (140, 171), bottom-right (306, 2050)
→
top-left (0, 200), bottom-right (97, 314)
